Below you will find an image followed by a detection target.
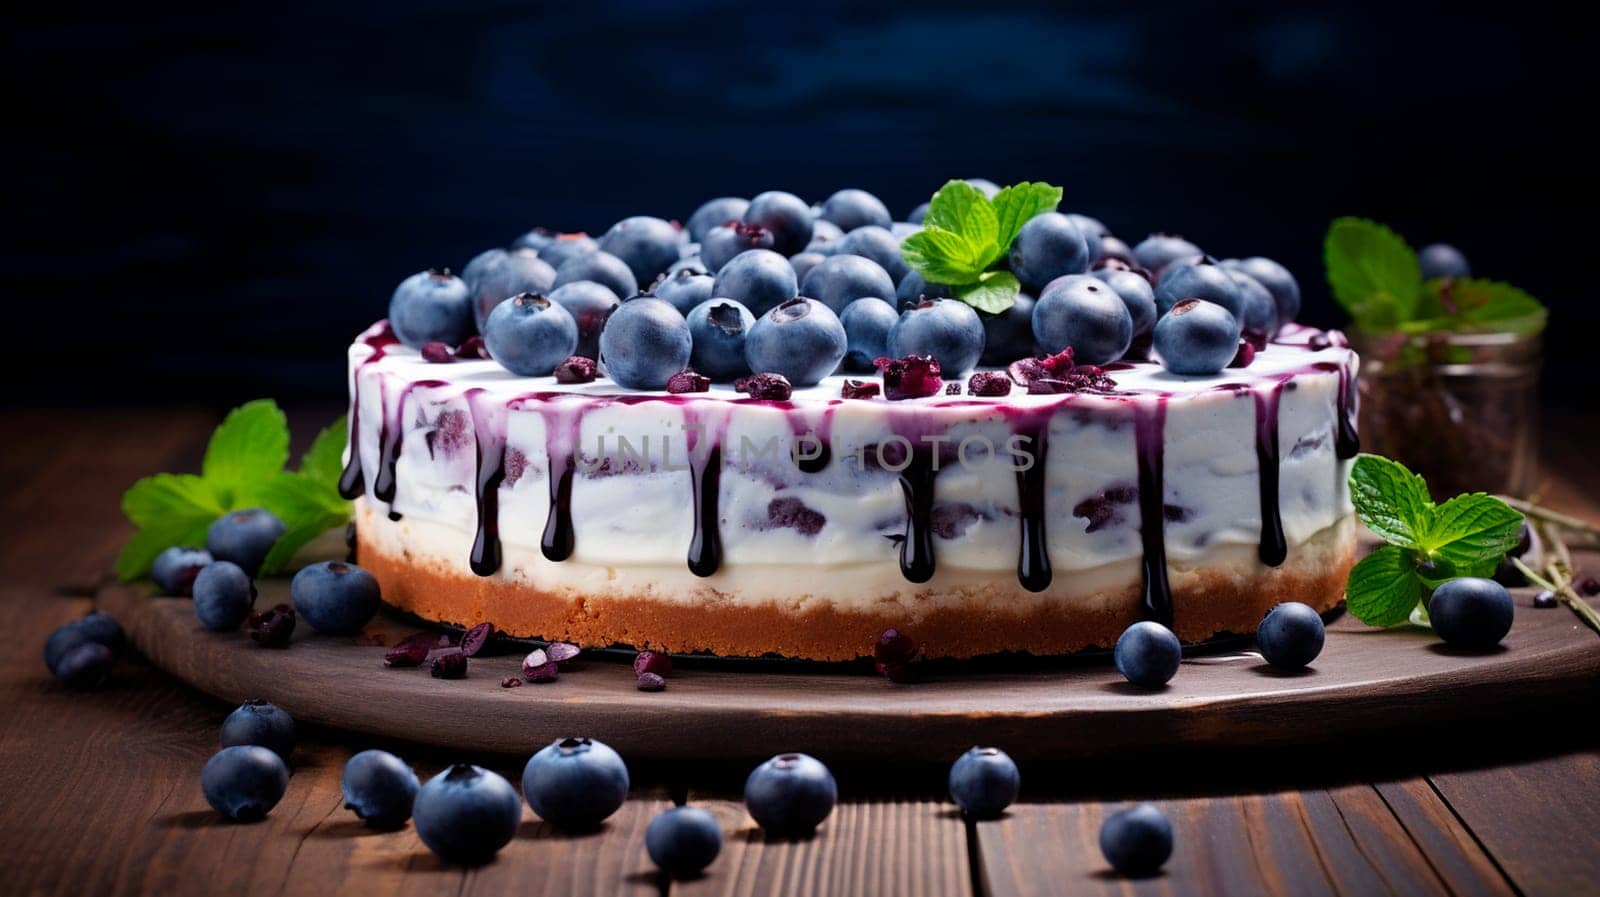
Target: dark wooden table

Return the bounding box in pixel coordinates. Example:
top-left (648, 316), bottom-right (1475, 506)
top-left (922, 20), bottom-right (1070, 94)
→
top-left (3, 407), bottom-right (1597, 897)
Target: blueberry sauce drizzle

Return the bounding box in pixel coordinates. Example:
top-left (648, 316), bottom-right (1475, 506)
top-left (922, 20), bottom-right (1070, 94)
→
top-left (1315, 361), bottom-right (1361, 459)
top-left (897, 444), bottom-right (938, 584)
top-left (541, 453), bottom-right (576, 563)
top-left (1015, 424), bottom-right (1052, 592)
top-left (465, 390), bottom-right (505, 577)
top-left (337, 325), bottom-right (400, 500)
top-left (372, 379), bottom-right (446, 520)
top-left (687, 444), bottom-right (724, 577)
top-left (1255, 383), bottom-right (1287, 567)
top-left (793, 407), bottom-right (835, 474)
top-left (1134, 399), bottom-right (1174, 626)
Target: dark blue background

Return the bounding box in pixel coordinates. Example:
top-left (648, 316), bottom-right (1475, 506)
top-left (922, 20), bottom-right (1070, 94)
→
top-left (6, 2), bottom-right (1585, 404)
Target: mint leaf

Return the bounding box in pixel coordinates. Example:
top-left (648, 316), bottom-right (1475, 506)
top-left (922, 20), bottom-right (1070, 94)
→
top-left (202, 399), bottom-right (290, 504)
top-left (957, 271), bottom-right (1021, 315)
top-left (301, 415), bottom-right (347, 485)
top-left (1348, 454), bottom-right (1433, 547)
top-left (255, 471), bottom-right (350, 574)
top-left (1324, 218), bottom-right (1422, 328)
top-left (1424, 493), bottom-right (1523, 568)
top-left (122, 473), bottom-right (226, 527)
top-left (1409, 278), bottom-right (1548, 335)
top-left (991, 182), bottom-right (1062, 253)
top-left (1345, 544), bottom-right (1425, 627)
top-left (922, 180), bottom-right (1000, 265)
top-left (901, 227), bottom-right (987, 285)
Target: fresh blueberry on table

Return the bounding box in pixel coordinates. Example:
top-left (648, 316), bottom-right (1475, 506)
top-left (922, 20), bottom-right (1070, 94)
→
top-left (686, 196), bottom-right (749, 244)
top-left (840, 297), bottom-right (900, 371)
top-left (1418, 243), bottom-right (1471, 280)
top-left (1226, 268), bottom-right (1281, 339)
top-left (710, 249), bottom-right (799, 318)
top-left (687, 299), bottom-right (756, 381)
top-left (220, 699), bottom-right (296, 760)
top-left (151, 547), bottom-right (213, 597)
top-left (55, 642), bottom-right (114, 689)
top-left (202, 745), bottom-right (290, 823)
top-left (1256, 602), bottom-right (1326, 669)
top-left (342, 749), bottom-right (421, 829)
top-left (414, 764), bottom-right (523, 865)
top-left (1132, 233), bottom-right (1203, 274)
top-left (1032, 275), bottom-right (1134, 365)
top-left (1153, 299), bottom-right (1242, 376)
top-left (599, 215), bottom-right (682, 284)
top-left (836, 225), bottom-right (910, 284)
top-left (483, 292), bottom-right (580, 377)
top-left (193, 561), bottom-right (257, 632)
top-left (948, 746), bottom-right (1021, 819)
top-left (553, 250), bottom-right (639, 302)
top-left (1220, 257), bottom-right (1301, 325)
top-left (547, 280), bottom-right (621, 359)
top-left (205, 508), bottom-right (286, 576)
top-left (1114, 621), bottom-right (1181, 687)
top-left (1099, 802), bottom-right (1174, 876)
top-left (745, 297), bottom-right (848, 386)
top-left (1091, 268), bottom-right (1158, 338)
top-left (533, 233), bottom-right (600, 270)
top-left (819, 188), bottom-right (893, 232)
top-left (1428, 578), bottom-right (1514, 650)
top-left (389, 269), bottom-right (474, 350)
top-left (743, 752), bottom-right (837, 837)
top-left (646, 806), bottom-right (723, 879)
top-left (44, 610), bottom-right (125, 676)
top-left (1009, 213), bottom-right (1091, 291)
top-left (598, 296), bottom-right (693, 389)
top-left (702, 221), bottom-right (776, 273)
top-left (889, 298), bottom-right (986, 375)
top-left (800, 254), bottom-right (897, 314)
top-left (742, 190), bottom-right (814, 256)
top-left (466, 249), bottom-right (558, 332)
top-left (289, 560), bottom-right (381, 636)
top-left (521, 736), bottom-right (631, 831)
top-left (653, 267), bottom-right (717, 315)
top-left (1153, 261), bottom-right (1245, 319)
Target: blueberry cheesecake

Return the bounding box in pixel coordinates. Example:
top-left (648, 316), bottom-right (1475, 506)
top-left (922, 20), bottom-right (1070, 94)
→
top-left (341, 182), bottom-right (1359, 660)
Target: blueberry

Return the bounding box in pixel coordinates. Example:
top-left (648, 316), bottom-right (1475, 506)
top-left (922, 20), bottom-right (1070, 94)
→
top-left (414, 764), bottom-right (523, 864)
top-left (685, 299), bottom-right (755, 381)
top-left (806, 219), bottom-right (846, 255)
top-left (1428, 578), bottom-right (1514, 650)
top-left (743, 191), bottom-right (814, 256)
top-left (483, 292), bottom-right (580, 376)
top-left (800, 254), bottom-right (896, 313)
top-left (686, 196), bottom-right (749, 244)
top-left (1255, 602), bottom-right (1326, 669)
top-left (193, 561), bottom-right (256, 632)
top-left (43, 611), bottom-right (125, 675)
top-left (1221, 257), bottom-right (1301, 325)
top-left (889, 298), bottom-right (986, 375)
top-left (465, 249), bottom-right (558, 332)
top-left (702, 221), bottom-right (776, 272)
top-left (965, 178), bottom-right (1001, 197)
top-left (289, 560), bottom-right (381, 636)
top-left (547, 281), bottom-right (621, 359)
top-left (553, 250), bottom-right (639, 302)
top-left (979, 292), bottom-right (1037, 365)
top-left (1033, 275), bottom-right (1134, 364)
top-left (1153, 261), bottom-right (1245, 319)
top-left (599, 216), bottom-right (681, 285)
top-left (789, 251), bottom-right (827, 283)
top-left (389, 269), bottom-right (473, 349)
top-left (1007, 213), bottom-right (1091, 291)
top-left (836, 225), bottom-right (910, 284)
top-left (1153, 299), bottom-right (1240, 376)
top-left (1418, 243), bottom-right (1471, 280)
top-left (1099, 234), bottom-right (1136, 264)
top-left (521, 736), bottom-right (630, 831)
top-left (202, 745), bottom-right (290, 822)
top-left (1132, 234), bottom-right (1203, 274)
top-left (55, 642), bottom-right (113, 689)
top-left (891, 221), bottom-right (922, 239)
top-left (1099, 802), bottom-right (1173, 876)
top-left (1064, 213), bottom-right (1110, 261)
top-left (646, 806), bottom-right (723, 879)
top-left (220, 700), bottom-right (296, 759)
top-left (534, 233), bottom-right (600, 270)
top-left (711, 249), bottom-right (798, 317)
top-left (907, 201), bottom-right (930, 224)
top-left (151, 547), bottom-right (213, 596)
top-left (1114, 621), bottom-right (1181, 687)
top-left (819, 188), bottom-right (892, 232)
top-left (1227, 269), bottom-right (1280, 338)
top-left (653, 267), bottom-right (717, 315)
top-left (948, 747), bottom-right (1020, 819)
top-left (205, 508), bottom-right (286, 576)
top-left (1492, 556), bottom-right (1528, 588)
top-left (744, 752), bottom-right (836, 837)
top-left (840, 297), bottom-right (900, 371)
top-left (1091, 268), bottom-right (1158, 338)
top-left (745, 297), bottom-right (847, 386)
top-left (508, 229), bottom-right (554, 254)
top-left (598, 296), bottom-right (693, 389)
top-left (342, 749), bottom-right (421, 829)
top-left (667, 255), bottom-right (711, 277)
top-left (895, 270), bottom-right (952, 308)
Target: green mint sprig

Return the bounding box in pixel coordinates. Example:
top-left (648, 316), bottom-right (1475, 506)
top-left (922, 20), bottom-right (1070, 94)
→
top-left (1345, 454), bottom-right (1524, 626)
top-left (900, 180), bottom-right (1063, 314)
top-left (1324, 217), bottom-right (1546, 335)
top-left (117, 400), bottom-right (352, 580)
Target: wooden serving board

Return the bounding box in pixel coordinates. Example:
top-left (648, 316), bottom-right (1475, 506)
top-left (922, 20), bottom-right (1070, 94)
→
top-left (97, 578), bottom-right (1600, 763)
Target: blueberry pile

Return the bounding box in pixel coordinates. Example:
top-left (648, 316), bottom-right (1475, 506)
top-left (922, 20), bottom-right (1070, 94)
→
top-left (391, 183), bottom-right (1306, 391)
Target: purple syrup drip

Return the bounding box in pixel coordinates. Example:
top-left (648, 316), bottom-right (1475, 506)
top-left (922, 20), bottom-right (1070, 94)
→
top-left (1015, 424), bottom-right (1052, 592)
top-left (687, 444), bottom-right (723, 577)
top-left (793, 407), bottom-right (835, 473)
top-left (1134, 399), bottom-right (1174, 626)
top-left (1255, 383), bottom-right (1287, 567)
top-left (1312, 361), bottom-right (1360, 458)
top-left (466, 390), bottom-right (505, 577)
top-left (896, 443), bottom-right (938, 583)
top-left (541, 453), bottom-right (575, 562)
top-left (372, 378), bottom-right (447, 520)
top-left (337, 325), bottom-right (400, 500)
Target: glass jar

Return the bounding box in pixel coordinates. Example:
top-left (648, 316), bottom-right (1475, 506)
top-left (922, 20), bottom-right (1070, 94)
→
top-left (1349, 328), bottom-right (1541, 499)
